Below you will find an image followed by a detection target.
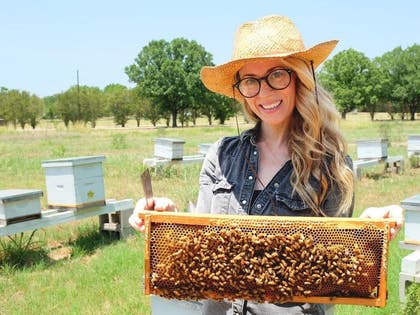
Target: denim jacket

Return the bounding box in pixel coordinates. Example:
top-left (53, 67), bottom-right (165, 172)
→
top-left (195, 125), bottom-right (353, 315)
top-left (196, 125), bottom-right (353, 218)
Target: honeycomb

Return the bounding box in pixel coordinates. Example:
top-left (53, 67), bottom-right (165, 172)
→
top-left (141, 212), bottom-right (393, 307)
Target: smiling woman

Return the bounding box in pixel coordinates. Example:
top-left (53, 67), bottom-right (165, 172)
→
top-left (129, 14), bottom-right (404, 315)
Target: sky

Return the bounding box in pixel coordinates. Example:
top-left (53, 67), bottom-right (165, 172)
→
top-left (1, 0), bottom-right (419, 97)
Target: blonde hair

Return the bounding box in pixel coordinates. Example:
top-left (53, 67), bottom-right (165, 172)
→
top-left (242, 57), bottom-right (354, 216)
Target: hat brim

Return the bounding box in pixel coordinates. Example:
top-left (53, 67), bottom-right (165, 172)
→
top-left (201, 40), bottom-right (338, 101)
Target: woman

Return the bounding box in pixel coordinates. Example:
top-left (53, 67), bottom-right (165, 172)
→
top-left (130, 15), bottom-right (403, 315)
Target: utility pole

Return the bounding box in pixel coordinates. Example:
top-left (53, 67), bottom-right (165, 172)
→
top-left (77, 70), bottom-right (80, 120)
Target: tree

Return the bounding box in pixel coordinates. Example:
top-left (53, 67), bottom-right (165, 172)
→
top-left (56, 86), bottom-right (104, 127)
top-left (130, 87), bottom-right (160, 127)
top-left (56, 87), bottom-right (80, 127)
top-left (391, 45), bottom-right (419, 120)
top-left (27, 94), bottom-right (45, 129)
top-left (0, 87), bottom-right (8, 124)
top-left (80, 86), bottom-right (103, 128)
top-left (319, 49), bottom-right (372, 119)
top-left (0, 90), bottom-right (44, 129)
top-left (201, 92), bottom-right (238, 125)
top-left (402, 44), bottom-right (420, 120)
top-left (43, 95), bottom-right (59, 119)
top-left (104, 84), bottom-right (130, 127)
top-left (125, 38), bottom-right (213, 127)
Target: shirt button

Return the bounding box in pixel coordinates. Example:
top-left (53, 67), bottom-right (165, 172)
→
top-left (242, 200), bottom-right (247, 205)
top-left (274, 183), bottom-right (280, 188)
top-left (256, 204), bottom-right (262, 209)
top-left (253, 151), bottom-right (257, 155)
top-left (248, 176), bottom-right (253, 180)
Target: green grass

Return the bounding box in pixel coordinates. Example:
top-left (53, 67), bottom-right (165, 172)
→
top-left (0, 113), bottom-right (419, 314)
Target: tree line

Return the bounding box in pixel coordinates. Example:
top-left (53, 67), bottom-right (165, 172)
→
top-left (0, 39), bottom-right (418, 129)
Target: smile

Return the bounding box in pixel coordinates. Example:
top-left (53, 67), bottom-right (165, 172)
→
top-left (260, 100), bottom-right (282, 110)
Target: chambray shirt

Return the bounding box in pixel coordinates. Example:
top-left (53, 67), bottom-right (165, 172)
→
top-left (194, 125), bottom-right (353, 315)
top-left (196, 125), bottom-right (353, 218)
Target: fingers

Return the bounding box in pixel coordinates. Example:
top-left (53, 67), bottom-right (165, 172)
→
top-left (154, 197), bottom-right (177, 212)
top-left (360, 205), bottom-right (404, 240)
top-left (128, 213), bottom-right (145, 232)
top-left (129, 197), bottom-right (177, 232)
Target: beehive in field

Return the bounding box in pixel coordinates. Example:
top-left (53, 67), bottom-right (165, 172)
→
top-left (0, 189), bottom-right (43, 225)
top-left (401, 194), bottom-right (420, 244)
top-left (356, 139), bottom-right (388, 159)
top-left (154, 138), bottom-right (185, 160)
top-left (41, 155), bottom-right (106, 209)
top-left (140, 212), bottom-right (395, 307)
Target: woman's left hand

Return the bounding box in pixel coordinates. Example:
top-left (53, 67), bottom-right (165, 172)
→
top-left (360, 205), bottom-right (404, 240)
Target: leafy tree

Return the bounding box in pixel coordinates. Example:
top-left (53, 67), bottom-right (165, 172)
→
top-left (125, 38), bottom-right (213, 127)
top-left (393, 45), bottom-right (419, 120)
top-left (130, 87), bottom-right (159, 127)
top-left (104, 84), bottom-right (130, 127)
top-left (319, 49), bottom-right (372, 119)
top-left (374, 45), bottom-right (419, 120)
top-left (56, 86), bottom-right (104, 127)
top-left (0, 87), bottom-right (8, 124)
top-left (27, 94), bottom-right (45, 129)
top-left (0, 90), bottom-right (44, 129)
top-left (80, 86), bottom-right (103, 128)
top-left (214, 95), bottom-right (239, 125)
top-left (56, 87), bottom-right (81, 127)
top-left (201, 92), bottom-right (238, 125)
top-left (43, 95), bottom-right (59, 119)
top-left (15, 91), bottom-right (31, 129)
top-left (375, 47), bottom-right (406, 118)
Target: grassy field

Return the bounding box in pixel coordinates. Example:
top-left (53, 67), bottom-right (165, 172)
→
top-left (0, 113), bottom-right (419, 315)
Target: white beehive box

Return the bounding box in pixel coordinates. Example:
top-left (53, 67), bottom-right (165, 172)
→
top-left (401, 194), bottom-right (420, 244)
top-left (0, 189), bottom-right (43, 224)
top-left (408, 135), bottom-right (420, 156)
top-left (154, 138), bottom-right (185, 160)
top-left (41, 155), bottom-right (106, 209)
top-left (198, 143), bottom-right (212, 156)
top-left (356, 139), bottom-right (388, 159)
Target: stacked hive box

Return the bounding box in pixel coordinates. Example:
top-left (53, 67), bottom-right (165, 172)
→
top-left (0, 189), bottom-right (43, 225)
top-left (41, 156), bottom-right (106, 209)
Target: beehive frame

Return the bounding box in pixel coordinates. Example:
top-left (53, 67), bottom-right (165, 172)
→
top-left (140, 211), bottom-right (395, 307)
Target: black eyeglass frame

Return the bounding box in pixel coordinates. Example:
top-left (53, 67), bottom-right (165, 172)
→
top-left (233, 68), bottom-right (293, 98)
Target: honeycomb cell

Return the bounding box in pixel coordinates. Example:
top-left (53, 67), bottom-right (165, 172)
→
top-left (143, 214), bottom-right (391, 306)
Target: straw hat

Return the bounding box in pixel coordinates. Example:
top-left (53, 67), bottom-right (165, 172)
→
top-left (200, 15), bottom-right (338, 100)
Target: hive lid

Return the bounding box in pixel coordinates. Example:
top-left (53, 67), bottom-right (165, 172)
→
top-left (0, 189), bottom-right (43, 203)
top-left (356, 139), bottom-right (388, 144)
top-left (41, 155), bottom-right (105, 168)
top-left (401, 194), bottom-right (420, 208)
top-left (154, 138), bottom-right (186, 144)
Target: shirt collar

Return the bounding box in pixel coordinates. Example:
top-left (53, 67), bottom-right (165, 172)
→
top-left (239, 122), bottom-right (261, 146)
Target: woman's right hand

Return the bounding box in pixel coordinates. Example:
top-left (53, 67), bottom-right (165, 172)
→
top-left (128, 197), bottom-right (177, 232)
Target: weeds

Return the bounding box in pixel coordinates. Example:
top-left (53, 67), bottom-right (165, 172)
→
top-left (111, 134), bottom-right (128, 149)
top-left (403, 283), bottom-right (420, 315)
top-left (0, 231), bottom-right (48, 269)
top-left (70, 222), bottom-right (119, 258)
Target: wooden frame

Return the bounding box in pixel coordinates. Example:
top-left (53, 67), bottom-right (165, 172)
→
top-left (140, 211), bottom-right (395, 307)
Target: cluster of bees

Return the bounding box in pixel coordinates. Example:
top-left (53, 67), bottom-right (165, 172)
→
top-left (150, 226), bottom-right (378, 302)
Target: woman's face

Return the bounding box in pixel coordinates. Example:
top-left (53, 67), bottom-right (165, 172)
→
top-left (238, 60), bottom-right (296, 127)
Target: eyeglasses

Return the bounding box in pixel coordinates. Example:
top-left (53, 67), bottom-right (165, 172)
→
top-left (233, 68), bottom-right (293, 98)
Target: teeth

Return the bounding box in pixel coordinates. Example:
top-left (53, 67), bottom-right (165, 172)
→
top-left (261, 101), bottom-right (281, 110)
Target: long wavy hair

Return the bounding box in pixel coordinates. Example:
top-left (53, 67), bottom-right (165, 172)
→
top-left (241, 57), bottom-right (354, 216)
